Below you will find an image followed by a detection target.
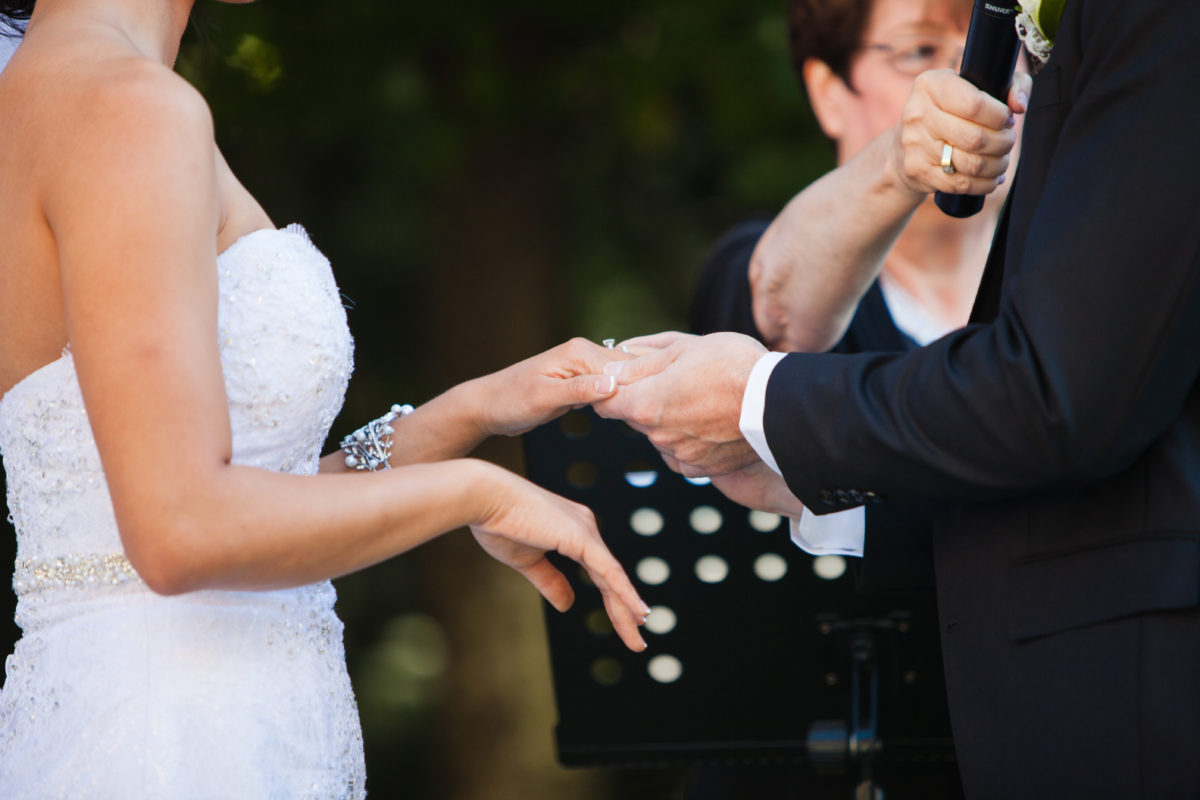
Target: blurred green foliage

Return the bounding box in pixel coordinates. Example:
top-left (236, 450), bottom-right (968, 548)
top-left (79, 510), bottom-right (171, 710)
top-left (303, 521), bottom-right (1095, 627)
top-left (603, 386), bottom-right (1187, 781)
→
top-left (180, 0), bottom-right (831, 389)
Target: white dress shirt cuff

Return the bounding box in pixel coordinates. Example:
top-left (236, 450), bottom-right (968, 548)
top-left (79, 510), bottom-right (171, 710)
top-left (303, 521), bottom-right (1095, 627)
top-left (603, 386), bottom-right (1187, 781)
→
top-left (739, 351), bottom-right (788, 475)
top-left (790, 508), bottom-right (865, 557)
top-left (738, 351), bottom-right (865, 557)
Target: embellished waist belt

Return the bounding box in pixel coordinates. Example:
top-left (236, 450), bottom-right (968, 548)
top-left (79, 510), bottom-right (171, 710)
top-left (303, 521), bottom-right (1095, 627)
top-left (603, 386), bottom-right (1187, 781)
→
top-left (12, 553), bottom-right (143, 597)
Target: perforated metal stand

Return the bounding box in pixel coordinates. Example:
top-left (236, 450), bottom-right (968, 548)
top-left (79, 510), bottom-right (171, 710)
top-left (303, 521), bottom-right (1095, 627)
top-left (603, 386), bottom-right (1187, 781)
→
top-left (807, 624), bottom-right (889, 799)
top-left (524, 410), bottom-right (960, 796)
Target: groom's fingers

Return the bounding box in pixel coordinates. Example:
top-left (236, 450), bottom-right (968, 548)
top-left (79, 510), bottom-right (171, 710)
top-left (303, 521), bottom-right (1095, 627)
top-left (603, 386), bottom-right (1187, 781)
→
top-left (595, 350), bottom-right (679, 429)
top-left (658, 450), bottom-right (683, 475)
top-left (654, 448), bottom-right (710, 479)
top-left (676, 461), bottom-right (713, 480)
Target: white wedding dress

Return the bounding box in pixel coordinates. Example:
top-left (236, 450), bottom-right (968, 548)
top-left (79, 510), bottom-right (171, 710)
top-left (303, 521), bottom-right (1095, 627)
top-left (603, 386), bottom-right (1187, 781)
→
top-left (0, 226), bottom-right (367, 798)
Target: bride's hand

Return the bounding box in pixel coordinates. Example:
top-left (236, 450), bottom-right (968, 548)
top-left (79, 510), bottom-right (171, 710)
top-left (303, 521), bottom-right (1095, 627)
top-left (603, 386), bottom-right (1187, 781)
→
top-left (470, 465), bottom-right (650, 652)
top-left (472, 337), bottom-right (636, 437)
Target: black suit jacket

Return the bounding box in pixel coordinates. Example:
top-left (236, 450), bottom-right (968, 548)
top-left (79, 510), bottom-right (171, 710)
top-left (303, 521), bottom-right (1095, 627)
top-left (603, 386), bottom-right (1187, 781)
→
top-left (761, 2), bottom-right (1200, 796)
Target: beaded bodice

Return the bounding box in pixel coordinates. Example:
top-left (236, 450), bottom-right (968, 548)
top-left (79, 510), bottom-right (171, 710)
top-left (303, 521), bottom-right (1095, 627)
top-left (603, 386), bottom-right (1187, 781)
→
top-left (0, 226), bottom-right (366, 799)
top-left (0, 225), bottom-right (354, 598)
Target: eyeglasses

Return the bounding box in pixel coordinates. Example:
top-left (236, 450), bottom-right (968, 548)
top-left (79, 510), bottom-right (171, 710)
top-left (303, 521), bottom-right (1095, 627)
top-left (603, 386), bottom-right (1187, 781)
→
top-left (860, 33), bottom-right (965, 76)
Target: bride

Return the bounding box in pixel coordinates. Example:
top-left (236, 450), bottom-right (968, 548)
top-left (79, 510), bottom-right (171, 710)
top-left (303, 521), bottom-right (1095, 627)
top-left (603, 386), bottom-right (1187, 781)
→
top-left (0, 0), bottom-right (650, 795)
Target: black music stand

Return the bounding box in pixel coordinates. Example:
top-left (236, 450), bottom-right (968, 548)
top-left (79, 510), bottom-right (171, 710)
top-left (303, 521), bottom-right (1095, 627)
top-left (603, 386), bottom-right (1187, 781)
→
top-left (524, 409), bottom-right (961, 798)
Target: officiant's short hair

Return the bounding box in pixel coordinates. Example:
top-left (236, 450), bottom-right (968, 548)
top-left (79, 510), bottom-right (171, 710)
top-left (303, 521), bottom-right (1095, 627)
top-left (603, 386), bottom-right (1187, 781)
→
top-left (788, 0), bottom-right (875, 82)
top-left (787, 0), bottom-right (970, 83)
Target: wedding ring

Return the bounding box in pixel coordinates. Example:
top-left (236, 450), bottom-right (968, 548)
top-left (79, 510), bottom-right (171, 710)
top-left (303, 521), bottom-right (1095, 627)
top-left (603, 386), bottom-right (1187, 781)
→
top-left (941, 142), bottom-right (956, 174)
top-left (602, 338), bottom-right (616, 349)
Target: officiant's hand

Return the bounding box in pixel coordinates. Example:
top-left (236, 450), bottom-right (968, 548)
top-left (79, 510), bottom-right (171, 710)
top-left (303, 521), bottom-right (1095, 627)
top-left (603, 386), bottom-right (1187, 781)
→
top-left (470, 337), bottom-right (636, 437)
top-left (890, 68), bottom-right (1032, 198)
top-left (594, 331), bottom-right (766, 477)
top-left (469, 465), bottom-right (650, 652)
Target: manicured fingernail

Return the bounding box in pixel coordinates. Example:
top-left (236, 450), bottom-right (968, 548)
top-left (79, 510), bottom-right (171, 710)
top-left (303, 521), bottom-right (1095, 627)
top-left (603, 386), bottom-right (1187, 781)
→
top-left (1018, 92), bottom-right (1029, 109)
top-left (1006, 113), bottom-right (1016, 128)
top-left (595, 376), bottom-right (616, 393)
top-left (641, 602), bottom-right (652, 616)
top-left (996, 174), bottom-right (1006, 186)
top-left (620, 344), bottom-right (631, 354)
top-left (603, 362), bottom-right (623, 377)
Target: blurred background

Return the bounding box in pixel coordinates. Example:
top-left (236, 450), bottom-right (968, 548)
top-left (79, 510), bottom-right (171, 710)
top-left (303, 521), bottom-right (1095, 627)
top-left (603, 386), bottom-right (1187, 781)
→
top-left (2, 0), bottom-right (835, 797)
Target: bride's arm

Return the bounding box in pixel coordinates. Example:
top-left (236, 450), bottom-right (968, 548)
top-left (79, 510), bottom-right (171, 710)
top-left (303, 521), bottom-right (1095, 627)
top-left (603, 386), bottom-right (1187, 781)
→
top-left (317, 338), bottom-right (629, 473)
top-left (47, 67), bottom-right (648, 649)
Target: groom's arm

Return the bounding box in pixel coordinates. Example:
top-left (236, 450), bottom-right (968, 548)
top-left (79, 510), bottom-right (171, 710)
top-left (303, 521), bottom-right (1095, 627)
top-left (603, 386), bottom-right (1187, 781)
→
top-left (602, 0), bottom-right (1200, 510)
top-left (766, 0), bottom-right (1200, 510)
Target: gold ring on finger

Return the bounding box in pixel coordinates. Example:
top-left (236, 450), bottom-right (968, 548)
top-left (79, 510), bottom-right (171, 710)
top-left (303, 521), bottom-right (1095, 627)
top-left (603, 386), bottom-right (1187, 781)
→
top-left (941, 142), bottom-right (956, 175)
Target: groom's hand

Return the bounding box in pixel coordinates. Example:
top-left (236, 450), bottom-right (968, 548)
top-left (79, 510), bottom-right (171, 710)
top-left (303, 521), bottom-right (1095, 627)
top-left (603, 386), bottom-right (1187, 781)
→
top-left (711, 461), bottom-right (805, 518)
top-left (594, 332), bottom-right (767, 477)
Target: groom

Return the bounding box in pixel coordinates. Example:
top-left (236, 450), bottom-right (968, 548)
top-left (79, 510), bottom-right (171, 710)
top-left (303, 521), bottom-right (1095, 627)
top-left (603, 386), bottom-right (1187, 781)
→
top-left (597, 0), bottom-right (1200, 797)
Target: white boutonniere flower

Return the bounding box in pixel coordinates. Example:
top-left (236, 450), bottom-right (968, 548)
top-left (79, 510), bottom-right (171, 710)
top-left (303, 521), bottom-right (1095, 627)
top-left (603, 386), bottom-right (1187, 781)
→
top-left (1016, 0), bottom-right (1067, 65)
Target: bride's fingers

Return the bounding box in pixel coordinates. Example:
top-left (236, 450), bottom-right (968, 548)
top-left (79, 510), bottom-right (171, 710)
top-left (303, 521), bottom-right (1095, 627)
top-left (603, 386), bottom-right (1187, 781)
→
top-left (560, 337), bottom-right (639, 377)
top-left (599, 587), bottom-right (648, 652)
top-left (524, 492), bottom-right (648, 650)
top-left (619, 331), bottom-right (692, 354)
top-left (562, 536), bottom-right (647, 651)
top-left (505, 339), bottom-right (640, 429)
top-left (552, 373), bottom-right (619, 408)
top-left (519, 556), bottom-right (576, 613)
top-left (577, 533), bottom-right (649, 610)
top-left (591, 562), bottom-right (650, 627)
top-left (617, 343), bottom-right (661, 357)
top-left (580, 549), bottom-right (651, 652)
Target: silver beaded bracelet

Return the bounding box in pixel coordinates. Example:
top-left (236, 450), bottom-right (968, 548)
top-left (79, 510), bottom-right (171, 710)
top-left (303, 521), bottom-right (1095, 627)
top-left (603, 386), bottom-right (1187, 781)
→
top-left (341, 403), bottom-right (414, 471)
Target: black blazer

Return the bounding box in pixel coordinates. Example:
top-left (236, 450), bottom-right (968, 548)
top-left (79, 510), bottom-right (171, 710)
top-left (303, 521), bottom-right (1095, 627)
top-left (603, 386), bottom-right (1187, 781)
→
top-left (761, 2), bottom-right (1200, 796)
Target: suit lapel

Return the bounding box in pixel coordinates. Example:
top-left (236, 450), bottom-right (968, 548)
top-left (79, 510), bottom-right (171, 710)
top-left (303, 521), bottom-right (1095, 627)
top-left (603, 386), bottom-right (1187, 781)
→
top-left (968, 172), bottom-right (1017, 324)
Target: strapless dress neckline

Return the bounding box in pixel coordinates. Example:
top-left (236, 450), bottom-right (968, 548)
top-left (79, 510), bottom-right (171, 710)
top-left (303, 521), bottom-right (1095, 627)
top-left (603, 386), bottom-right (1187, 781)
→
top-left (0, 223), bottom-right (316, 410)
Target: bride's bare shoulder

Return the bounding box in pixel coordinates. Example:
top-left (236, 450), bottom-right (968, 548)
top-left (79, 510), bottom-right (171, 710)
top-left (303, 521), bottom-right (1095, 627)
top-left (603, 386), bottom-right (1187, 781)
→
top-left (7, 39), bottom-right (214, 188)
top-left (62, 61), bottom-right (206, 142)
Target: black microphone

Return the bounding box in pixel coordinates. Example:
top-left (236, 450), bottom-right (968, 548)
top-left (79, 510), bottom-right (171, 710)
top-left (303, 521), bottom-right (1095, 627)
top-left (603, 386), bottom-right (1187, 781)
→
top-left (934, 0), bottom-right (1022, 218)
